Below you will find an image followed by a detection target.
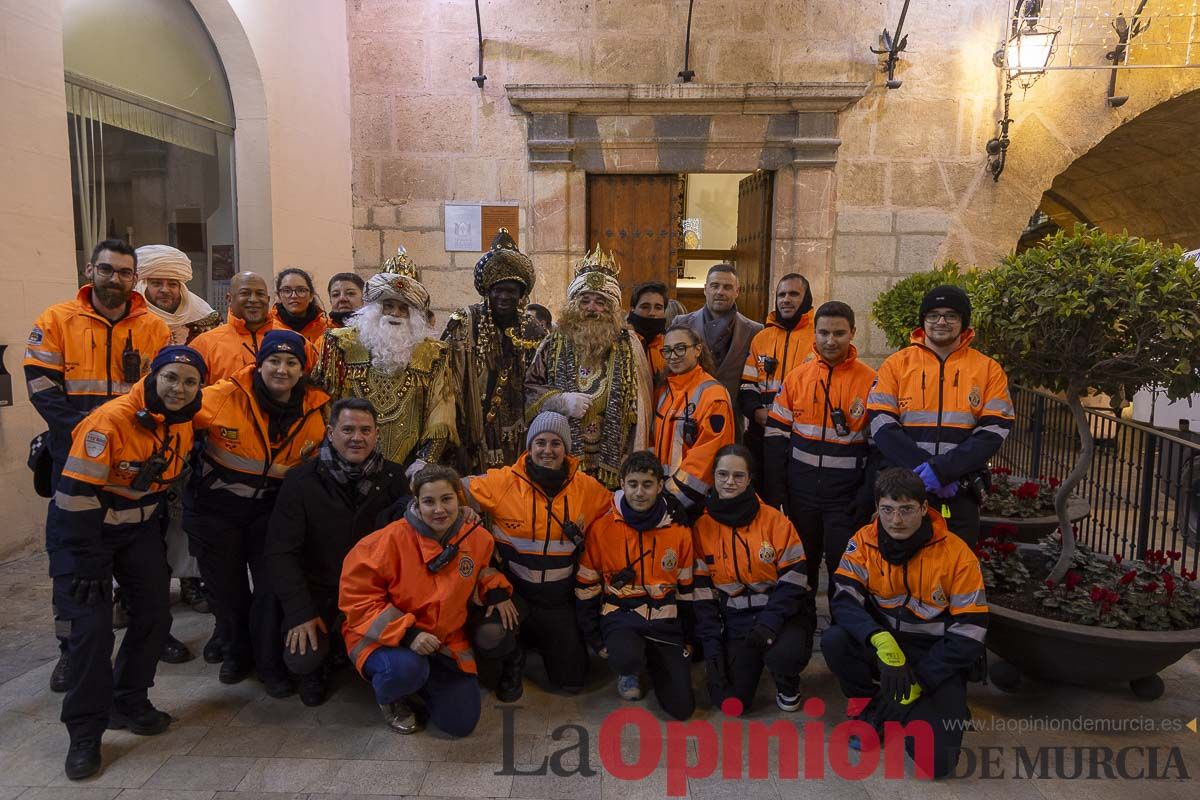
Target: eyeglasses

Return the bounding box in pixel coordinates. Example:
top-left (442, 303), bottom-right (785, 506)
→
top-left (878, 504), bottom-right (923, 519)
top-left (923, 312), bottom-right (962, 324)
top-left (660, 343), bottom-right (698, 359)
top-left (94, 263), bottom-right (136, 282)
top-left (278, 287), bottom-right (312, 297)
top-left (714, 469), bottom-right (750, 483)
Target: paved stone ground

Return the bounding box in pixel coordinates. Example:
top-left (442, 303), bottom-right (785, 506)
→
top-left (2, 552), bottom-right (1198, 799)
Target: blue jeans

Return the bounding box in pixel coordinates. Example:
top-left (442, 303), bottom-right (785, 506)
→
top-left (363, 647), bottom-right (481, 737)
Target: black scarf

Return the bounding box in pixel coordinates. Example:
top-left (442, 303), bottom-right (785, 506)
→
top-left (705, 487), bottom-right (760, 528)
top-left (775, 294), bottom-right (813, 331)
top-left (620, 494), bottom-right (667, 533)
top-left (275, 301), bottom-right (320, 332)
top-left (877, 517), bottom-right (934, 565)
top-left (628, 313), bottom-right (667, 343)
top-left (526, 459), bottom-right (568, 497)
top-left (318, 438), bottom-right (384, 501)
top-left (329, 310), bottom-right (354, 326)
top-left (143, 374), bottom-right (201, 425)
top-left (252, 371), bottom-right (306, 444)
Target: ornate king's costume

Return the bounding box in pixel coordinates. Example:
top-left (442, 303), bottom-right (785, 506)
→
top-left (311, 248), bottom-right (457, 467)
top-left (525, 246), bottom-right (652, 489)
top-left (442, 229), bottom-right (545, 472)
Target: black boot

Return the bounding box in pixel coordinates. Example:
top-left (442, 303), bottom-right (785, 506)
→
top-left (160, 633), bottom-right (194, 664)
top-left (495, 648), bottom-right (526, 703)
top-left (108, 702), bottom-right (172, 736)
top-left (202, 629), bottom-right (224, 664)
top-left (50, 651), bottom-right (71, 693)
top-left (219, 658), bottom-right (252, 684)
top-left (64, 736), bottom-right (102, 780)
top-left (179, 578), bottom-right (209, 613)
top-left (298, 671), bottom-right (327, 707)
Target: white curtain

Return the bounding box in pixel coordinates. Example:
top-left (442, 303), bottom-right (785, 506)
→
top-left (68, 83), bottom-right (106, 254)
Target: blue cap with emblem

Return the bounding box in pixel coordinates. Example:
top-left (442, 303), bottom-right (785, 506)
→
top-left (256, 329), bottom-right (308, 370)
top-left (150, 345), bottom-right (208, 382)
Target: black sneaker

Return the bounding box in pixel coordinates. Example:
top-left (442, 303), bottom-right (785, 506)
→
top-left (50, 652), bottom-right (71, 693)
top-left (108, 704), bottom-right (172, 736)
top-left (298, 672), bottom-right (327, 707)
top-left (160, 633), bottom-right (194, 664)
top-left (202, 631), bottom-right (224, 664)
top-left (64, 736), bottom-right (101, 780)
top-left (495, 649), bottom-right (525, 703)
top-left (219, 659), bottom-right (252, 684)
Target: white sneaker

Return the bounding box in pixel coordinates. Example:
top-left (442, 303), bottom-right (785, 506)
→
top-left (776, 690), bottom-right (802, 712)
top-left (617, 674), bottom-right (644, 701)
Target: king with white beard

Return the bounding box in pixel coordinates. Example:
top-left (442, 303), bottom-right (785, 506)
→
top-left (311, 259), bottom-right (457, 473)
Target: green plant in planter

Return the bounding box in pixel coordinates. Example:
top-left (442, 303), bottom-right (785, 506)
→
top-left (973, 225), bottom-right (1200, 583)
top-left (871, 262), bottom-right (976, 350)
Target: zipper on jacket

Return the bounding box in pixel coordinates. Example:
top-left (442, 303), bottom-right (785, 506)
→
top-left (105, 326), bottom-right (114, 397)
top-left (935, 359), bottom-right (946, 455)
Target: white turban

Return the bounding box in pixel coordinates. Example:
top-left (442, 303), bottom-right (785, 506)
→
top-left (135, 244), bottom-right (216, 337)
top-left (567, 269), bottom-right (622, 308)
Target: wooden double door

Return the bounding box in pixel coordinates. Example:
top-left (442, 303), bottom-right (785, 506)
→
top-left (585, 172), bottom-right (773, 320)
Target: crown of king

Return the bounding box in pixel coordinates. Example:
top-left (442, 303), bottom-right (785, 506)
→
top-left (382, 245), bottom-right (419, 281)
top-left (573, 243), bottom-right (620, 278)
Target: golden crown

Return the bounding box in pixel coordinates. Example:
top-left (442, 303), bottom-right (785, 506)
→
top-left (573, 243), bottom-right (620, 278)
top-left (382, 245), bottom-right (419, 281)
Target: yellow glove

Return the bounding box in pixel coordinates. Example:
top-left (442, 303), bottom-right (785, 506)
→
top-left (869, 631), bottom-right (922, 705)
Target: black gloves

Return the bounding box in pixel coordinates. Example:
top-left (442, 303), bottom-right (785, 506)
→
top-left (870, 631), bottom-right (922, 708)
top-left (69, 576), bottom-right (107, 606)
top-left (744, 623), bottom-right (776, 651)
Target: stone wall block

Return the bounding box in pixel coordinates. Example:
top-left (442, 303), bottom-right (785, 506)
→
top-left (352, 94), bottom-right (394, 153)
top-left (379, 156), bottom-right (451, 202)
top-left (369, 206), bottom-right (397, 227)
top-left (837, 161), bottom-right (887, 206)
top-left (383, 229), bottom-right (449, 270)
top-left (834, 234), bottom-right (897, 274)
top-left (531, 170), bottom-right (569, 252)
top-left (889, 161), bottom-right (950, 207)
top-left (353, 228), bottom-right (382, 269)
top-left (392, 97), bottom-right (475, 153)
top-left (350, 34), bottom-right (426, 91)
top-left (896, 210), bottom-right (951, 235)
top-left (837, 210), bottom-right (893, 234)
top-left (452, 158), bottom-right (501, 201)
top-left (397, 204), bottom-right (441, 230)
top-left (897, 234), bottom-right (947, 273)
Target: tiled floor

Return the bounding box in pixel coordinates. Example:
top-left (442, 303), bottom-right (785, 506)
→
top-left (1, 552), bottom-right (1198, 798)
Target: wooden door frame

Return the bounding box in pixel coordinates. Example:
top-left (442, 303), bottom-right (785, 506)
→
top-left (507, 83), bottom-right (869, 311)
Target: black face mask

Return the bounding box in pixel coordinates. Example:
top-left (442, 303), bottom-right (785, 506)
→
top-left (877, 516), bottom-right (934, 565)
top-left (627, 313), bottom-right (667, 342)
top-left (776, 291), bottom-right (813, 330)
top-left (330, 309), bottom-right (355, 326)
top-left (143, 373), bottom-right (202, 426)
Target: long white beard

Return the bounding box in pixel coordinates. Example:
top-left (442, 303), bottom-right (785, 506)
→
top-left (349, 303), bottom-right (431, 375)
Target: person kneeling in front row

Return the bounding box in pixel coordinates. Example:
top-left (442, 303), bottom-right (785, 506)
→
top-left (821, 467), bottom-right (988, 779)
top-left (575, 450), bottom-right (712, 721)
top-left (340, 465), bottom-right (516, 737)
top-left (692, 444), bottom-right (814, 713)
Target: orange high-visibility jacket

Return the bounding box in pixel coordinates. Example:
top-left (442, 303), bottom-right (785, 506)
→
top-left (24, 287), bottom-right (170, 459)
top-left (638, 331), bottom-right (666, 385)
top-left (691, 499), bottom-right (809, 642)
top-left (273, 306), bottom-right (330, 345)
top-left (189, 312), bottom-right (283, 384)
top-left (340, 515), bottom-right (512, 675)
top-left (832, 508), bottom-right (989, 690)
top-left (191, 365), bottom-right (329, 507)
top-left (464, 453), bottom-right (611, 606)
top-left (763, 343), bottom-right (877, 505)
top-left (575, 493), bottom-right (705, 649)
top-left (653, 365), bottom-right (734, 508)
top-left (867, 329), bottom-right (1014, 484)
top-left (739, 310), bottom-right (814, 418)
top-left (47, 380), bottom-right (193, 575)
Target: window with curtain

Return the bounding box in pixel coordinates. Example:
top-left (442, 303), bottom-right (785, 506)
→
top-left (66, 79), bottom-right (237, 310)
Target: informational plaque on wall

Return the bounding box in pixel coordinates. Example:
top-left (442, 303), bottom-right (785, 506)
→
top-left (444, 202), bottom-right (519, 252)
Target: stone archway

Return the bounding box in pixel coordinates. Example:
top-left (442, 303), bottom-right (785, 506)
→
top-left (188, 0), bottom-right (274, 274)
top-left (505, 82), bottom-right (870, 305)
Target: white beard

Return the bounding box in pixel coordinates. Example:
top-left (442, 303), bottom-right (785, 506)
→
top-left (349, 303), bottom-right (431, 375)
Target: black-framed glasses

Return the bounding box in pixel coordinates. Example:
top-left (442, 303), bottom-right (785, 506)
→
top-left (660, 343), bottom-right (698, 359)
top-left (278, 287), bottom-right (312, 297)
top-left (94, 263), bottom-right (136, 282)
top-left (924, 312), bottom-right (962, 324)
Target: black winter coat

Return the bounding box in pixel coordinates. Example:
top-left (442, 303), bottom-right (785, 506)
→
top-left (265, 456), bottom-right (410, 629)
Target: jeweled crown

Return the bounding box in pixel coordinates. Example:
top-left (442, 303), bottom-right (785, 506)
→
top-left (574, 243), bottom-right (620, 278)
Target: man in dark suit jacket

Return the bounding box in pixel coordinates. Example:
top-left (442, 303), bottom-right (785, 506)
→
top-left (671, 264), bottom-right (763, 434)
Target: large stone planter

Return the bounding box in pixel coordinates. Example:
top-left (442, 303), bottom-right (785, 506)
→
top-left (979, 495), bottom-right (1091, 543)
top-left (986, 597), bottom-right (1200, 699)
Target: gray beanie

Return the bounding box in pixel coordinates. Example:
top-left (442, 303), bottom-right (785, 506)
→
top-left (526, 411), bottom-right (572, 449)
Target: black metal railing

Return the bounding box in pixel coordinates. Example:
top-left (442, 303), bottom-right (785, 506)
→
top-left (992, 385), bottom-right (1200, 572)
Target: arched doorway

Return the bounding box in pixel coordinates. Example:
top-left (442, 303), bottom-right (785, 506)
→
top-left (62, 0), bottom-right (238, 310)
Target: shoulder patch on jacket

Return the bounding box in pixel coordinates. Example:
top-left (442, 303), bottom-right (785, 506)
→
top-left (710, 414), bottom-right (725, 433)
top-left (458, 554), bottom-right (475, 578)
top-left (845, 539), bottom-right (858, 553)
top-left (27, 326), bottom-right (43, 345)
top-left (84, 431), bottom-right (107, 458)
top-left (758, 541), bottom-right (776, 564)
top-left (661, 548), bottom-right (678, 571)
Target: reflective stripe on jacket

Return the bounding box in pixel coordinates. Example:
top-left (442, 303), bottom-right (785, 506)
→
top-left (653, 365), bottom-right (734, 508)
top-left (831, 508), bottom-right (989, 689)
top-left (763, 343), bottom-right (876, 504)
top-left (339, 516), bottom-right (512, 675)
top-left (48, 380), bottom-right (193, 575)
top-left (24, 287), bottom-right (170, 459)
top-left (464, 453), bottom-right (611, 607)
top-left (575, 493), bottom-right (707, 648)
top-left (691, 500), bottom-right (808, 644)
top-left (867, 328), bottom-right (1014, 483)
